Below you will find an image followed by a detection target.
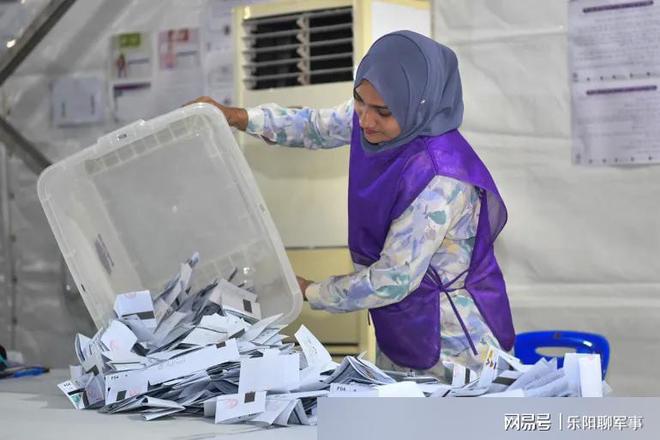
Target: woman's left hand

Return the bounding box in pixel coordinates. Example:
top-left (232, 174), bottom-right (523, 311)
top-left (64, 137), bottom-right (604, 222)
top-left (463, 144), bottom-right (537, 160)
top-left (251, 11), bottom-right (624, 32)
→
top-left (296, 276), bottom-right (312, 301)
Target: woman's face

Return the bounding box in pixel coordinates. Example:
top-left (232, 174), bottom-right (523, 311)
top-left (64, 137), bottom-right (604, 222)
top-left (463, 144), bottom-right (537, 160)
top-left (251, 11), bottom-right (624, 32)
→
top-left (354, 80), bottom-right (402, 144)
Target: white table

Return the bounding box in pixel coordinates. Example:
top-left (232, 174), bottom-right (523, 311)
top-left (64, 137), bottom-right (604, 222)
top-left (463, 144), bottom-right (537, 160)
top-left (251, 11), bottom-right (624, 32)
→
top-left (0, 369), bottom-right (316, 440)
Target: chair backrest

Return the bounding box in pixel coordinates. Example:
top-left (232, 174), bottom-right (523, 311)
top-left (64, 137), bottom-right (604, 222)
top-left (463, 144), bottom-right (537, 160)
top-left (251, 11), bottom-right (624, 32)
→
top-left (514, 330), bottom-right (610, 378)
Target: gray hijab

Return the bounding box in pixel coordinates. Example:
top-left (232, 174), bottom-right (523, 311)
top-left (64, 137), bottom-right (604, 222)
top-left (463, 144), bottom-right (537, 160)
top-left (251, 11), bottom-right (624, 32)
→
top-left (354, 30), bottom-right (464, 152)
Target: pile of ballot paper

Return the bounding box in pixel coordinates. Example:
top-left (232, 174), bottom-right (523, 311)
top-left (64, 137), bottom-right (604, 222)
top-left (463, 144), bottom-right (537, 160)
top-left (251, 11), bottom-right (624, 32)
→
top-left (58, 254), bottom-right (609, 426)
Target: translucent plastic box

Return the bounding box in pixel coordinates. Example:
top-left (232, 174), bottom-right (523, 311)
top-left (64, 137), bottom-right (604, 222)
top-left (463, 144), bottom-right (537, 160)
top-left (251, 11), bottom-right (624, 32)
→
top-left (37, 103), bottom-right (302, 328)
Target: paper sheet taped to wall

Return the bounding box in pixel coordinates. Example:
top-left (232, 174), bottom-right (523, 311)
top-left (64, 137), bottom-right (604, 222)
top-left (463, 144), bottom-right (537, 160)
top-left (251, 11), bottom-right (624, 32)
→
top-left (569, 0), bottom-right (660, 165)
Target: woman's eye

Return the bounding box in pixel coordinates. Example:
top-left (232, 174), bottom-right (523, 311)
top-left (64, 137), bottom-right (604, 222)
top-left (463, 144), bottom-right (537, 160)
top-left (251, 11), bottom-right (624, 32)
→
top-left (378, 110), bottom-right (392, 117)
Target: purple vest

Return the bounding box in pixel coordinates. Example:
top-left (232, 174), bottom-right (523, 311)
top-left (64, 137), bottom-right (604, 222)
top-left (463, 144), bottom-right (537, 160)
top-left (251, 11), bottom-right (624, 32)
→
top-left (348, 115), bottom-right (515, 370)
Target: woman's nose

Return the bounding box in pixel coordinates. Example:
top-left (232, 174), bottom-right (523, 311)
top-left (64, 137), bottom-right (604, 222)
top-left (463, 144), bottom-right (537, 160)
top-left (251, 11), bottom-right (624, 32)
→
top-left (359, 108), bottom-right (375, 129)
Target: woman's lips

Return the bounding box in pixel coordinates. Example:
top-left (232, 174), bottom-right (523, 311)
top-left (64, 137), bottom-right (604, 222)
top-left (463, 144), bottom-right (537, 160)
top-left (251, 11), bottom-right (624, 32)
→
top-left (364, 129), bottom-right (378, 135)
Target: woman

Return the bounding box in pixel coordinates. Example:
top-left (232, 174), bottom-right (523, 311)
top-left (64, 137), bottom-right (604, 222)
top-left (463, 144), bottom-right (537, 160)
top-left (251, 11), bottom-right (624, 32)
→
top-left (193, 31), bottom-right (515, 379)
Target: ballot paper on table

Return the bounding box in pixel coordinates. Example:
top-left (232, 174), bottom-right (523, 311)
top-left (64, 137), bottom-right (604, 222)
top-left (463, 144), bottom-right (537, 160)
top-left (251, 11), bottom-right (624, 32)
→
top-left (114, 290), bottom-right (157, 328)
top-left (153, 258), bottom-right (196, 317)
top-left (101, 320), bottom-right (138, 352)
top-left (85, 375), bottom-right (105, 406)
top-left (58, 252), bottom-right (613, 431)
top-left (216, 279), bottom-right (262, 321)
top-left (249, 398), bottom-right (295, 426)
top-left (101, 349), bottom-right (149, 371)
top-left (74, 334), bottom-right (91, 365)
top-left (477, 346), bottom-right (515, 389)
top-left (105, 370), bottom-right (149, 405)
top-left (488, 370), bottom-right (523, 393)
top-left (501, 357), bottom-right (575, 398)
top-left (239, 314), bottom-right (282, 342)
top-left (323, 356), bottom-right (395, 386)
top-left (121, 317), bottom-right (156, 344)
top-left (239, 353), bottom-right (301, 393)
top-left (524, 373), bottom-right (571, 398)
top-left (147, 341), bottom-right (240, 385)
top-left (508, 358), bottom-right (556, 391)
top-left (58, 373), bottom-right (105, 410)
top-left (451, 363), bottom-right (478, 388)
top-left (79, 333), bottom-right (106, 375)
top-left (375, 381), bottom-right (425, 398)
top-left (198, 313), bottom-right (247, 336)
top-left (267, 392), bottom-right (326, 426)
top-left (143, 407), bottom-right (186, 421)
top-left (578, 355), bottom-right (603, 397)
top-left (563, 352), bottom-right (603, 397)
top-left (417, 383), bottom-right (452, 396)
top-left (255, 330), bottom-right (286, 346)
top-left (214, 391), bottom-right (267, 423)
top-left (179, 326), bottom-right (227, 346)
top-left (152, 311), bottom-right (188, 346)
top-left (272, 399), bottom-right (301, 426)
top-left (295, 325), bottom-right (334, 372)
top-left (480, 389), bottom-right (525, 398)
top-left (113, 396), bottom-right (185, 413)
top-left (70, 365), bottom-right (85, 380)
top-left (288, 400), bottom-right (313, 425)
top-left (58, 378), bottom-right (88, 410)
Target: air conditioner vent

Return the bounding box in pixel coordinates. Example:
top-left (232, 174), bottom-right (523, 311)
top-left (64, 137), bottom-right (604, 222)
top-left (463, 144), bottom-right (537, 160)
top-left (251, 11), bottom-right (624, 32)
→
top-left (242, 7), bottom-right (353, 90)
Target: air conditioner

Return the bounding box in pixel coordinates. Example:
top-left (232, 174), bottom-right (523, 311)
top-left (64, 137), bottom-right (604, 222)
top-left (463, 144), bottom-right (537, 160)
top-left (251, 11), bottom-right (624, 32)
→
top-left (234, 0), bottom-right (430, 358)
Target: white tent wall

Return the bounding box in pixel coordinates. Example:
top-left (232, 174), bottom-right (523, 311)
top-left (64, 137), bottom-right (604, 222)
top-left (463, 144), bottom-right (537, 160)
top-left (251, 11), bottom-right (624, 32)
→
top-left (433, 0), bottom-right (660, 395)
top-left (0, 0), bottom-right (214, 367)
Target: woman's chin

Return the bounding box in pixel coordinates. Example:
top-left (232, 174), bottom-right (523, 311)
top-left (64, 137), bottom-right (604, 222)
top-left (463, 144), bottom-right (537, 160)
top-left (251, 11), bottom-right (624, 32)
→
top-left (365, 134), bottom-right (383, 144)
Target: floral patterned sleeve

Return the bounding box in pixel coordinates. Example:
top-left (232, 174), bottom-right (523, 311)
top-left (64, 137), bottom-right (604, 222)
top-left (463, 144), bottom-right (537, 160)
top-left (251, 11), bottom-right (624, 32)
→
top-left (305, 175), bottom-right (479, 313)
top-left (245, 99), bottom-right (354, 149)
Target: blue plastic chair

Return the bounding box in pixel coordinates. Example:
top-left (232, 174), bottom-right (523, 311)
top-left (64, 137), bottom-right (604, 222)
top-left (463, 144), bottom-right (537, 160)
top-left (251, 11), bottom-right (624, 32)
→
top-left (514, 331), bottom-right (610, 378)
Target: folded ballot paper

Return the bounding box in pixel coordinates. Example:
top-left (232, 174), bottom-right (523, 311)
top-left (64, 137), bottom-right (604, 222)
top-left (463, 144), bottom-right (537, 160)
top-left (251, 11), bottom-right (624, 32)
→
top-left (59, 254), bottom-right (611, 427)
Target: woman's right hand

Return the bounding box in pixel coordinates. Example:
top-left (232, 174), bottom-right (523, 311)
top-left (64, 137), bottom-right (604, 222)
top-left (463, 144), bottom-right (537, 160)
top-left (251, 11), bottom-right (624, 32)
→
top-left (185, 96), bottom-right (249, 131)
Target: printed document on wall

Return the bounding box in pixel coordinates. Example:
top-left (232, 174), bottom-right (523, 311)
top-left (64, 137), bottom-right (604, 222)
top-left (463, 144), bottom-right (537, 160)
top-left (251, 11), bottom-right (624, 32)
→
top-left (109, 32), bottom-right (156, 123)
top-left (202, 0), bottom-right (270, 106)
top-left (51, 75), bottom-right (106, 126)
top-left (569, 0), bottom-right (660, 166)
top-left (154, 28), bottom-right (204, 113)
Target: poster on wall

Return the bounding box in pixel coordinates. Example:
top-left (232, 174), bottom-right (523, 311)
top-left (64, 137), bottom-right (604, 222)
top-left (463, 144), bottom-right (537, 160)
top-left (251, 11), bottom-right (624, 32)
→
top-left (51, 75), bottom-right (106, 126)
top-left (110, 32), bottom-right (152, 83)
top-left (569, 0), bottom-right (660, 166)
top-left (109, 32), bottom-right (155, 123)
top-left (202, 0), bottom-right (270, 106)
top-left (202, 0), bottom-right (241, 106)
top-left (154, 27), bottom-right (204, 112)
top-left (158, 28), bottom-right (201, 71)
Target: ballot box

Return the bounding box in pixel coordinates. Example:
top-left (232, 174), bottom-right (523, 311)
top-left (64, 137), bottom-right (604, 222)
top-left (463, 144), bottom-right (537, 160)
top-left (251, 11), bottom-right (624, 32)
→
top-left (37, 103), bottom-right (302, 329)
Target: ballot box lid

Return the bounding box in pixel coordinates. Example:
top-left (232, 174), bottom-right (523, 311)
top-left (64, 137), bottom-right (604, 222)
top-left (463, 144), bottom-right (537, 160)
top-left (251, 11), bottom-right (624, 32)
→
top-left (37, 103), bottom-right (302, 329)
